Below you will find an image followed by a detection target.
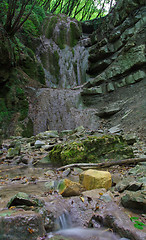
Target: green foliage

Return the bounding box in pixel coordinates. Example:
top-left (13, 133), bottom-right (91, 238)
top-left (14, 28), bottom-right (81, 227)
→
top-left (130, 217), bottom-right (146, 230)
top-left (16, 87), bottom-right (29, 121)
top-left (0, 98), bottom-right (11, 124)
top-left (22, 4), bottom-right (46, 37)
top-left (43, 0), bottom-right (116, 21)
top-left (0, 0), bottom-right (8, 24)
top-left (22, 118), bottom-right (34, 137)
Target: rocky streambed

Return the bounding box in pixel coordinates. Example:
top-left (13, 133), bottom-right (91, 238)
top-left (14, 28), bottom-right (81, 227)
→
top-left (0, 127), bottom-right (146, 240)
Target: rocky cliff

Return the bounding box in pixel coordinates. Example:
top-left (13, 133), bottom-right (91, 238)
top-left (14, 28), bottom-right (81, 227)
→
top-left (0, 0), bottom-right (145, 139)
top-left (28, 0), bottom-right (146, 137)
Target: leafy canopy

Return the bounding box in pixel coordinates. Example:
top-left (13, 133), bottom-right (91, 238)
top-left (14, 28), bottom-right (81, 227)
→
top-left (0, 0), bottom-right (116, 37)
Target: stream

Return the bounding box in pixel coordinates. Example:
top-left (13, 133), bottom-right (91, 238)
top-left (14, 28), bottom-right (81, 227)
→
top-left (0, 135), bottom-right (146, 240)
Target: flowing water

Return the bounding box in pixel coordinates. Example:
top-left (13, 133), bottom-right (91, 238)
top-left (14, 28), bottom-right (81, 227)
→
top-left (47, 211), bottom-right (128, 240)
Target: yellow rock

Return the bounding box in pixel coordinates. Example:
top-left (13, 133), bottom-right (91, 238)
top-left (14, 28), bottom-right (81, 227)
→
top-left (79, 169), bottom-right (112, 190)
top-left (58, 178), bottom-right (84, 197)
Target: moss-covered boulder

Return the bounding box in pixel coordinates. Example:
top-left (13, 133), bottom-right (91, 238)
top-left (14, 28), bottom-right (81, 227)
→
top-left (6, 144), bottom-right (21, 159)
top-left (44, 14), bottom-right (82, 49)
top-left (7, 192), bottom-right (44, 209)
top-left (48, 135), bottom-right (134, 166)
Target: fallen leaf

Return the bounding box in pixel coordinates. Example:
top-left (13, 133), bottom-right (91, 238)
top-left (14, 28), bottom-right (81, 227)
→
top-left (80, 196), bottom-right (84, 202)
top-left (28, 228), bottom-right (34, 234)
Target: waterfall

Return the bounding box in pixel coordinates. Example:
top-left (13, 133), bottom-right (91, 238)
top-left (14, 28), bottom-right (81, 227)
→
top-left (47, 210), bottom-right (124, 240)
top-left (57, 210), bottom-right (72, 230)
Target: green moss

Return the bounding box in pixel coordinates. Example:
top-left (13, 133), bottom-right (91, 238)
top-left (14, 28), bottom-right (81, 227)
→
top-left (0, 98), bottom-right (11, 125)
top-left (45, 16), bottom-right (58, 39)
top-left (56, 26), bottom-right (67, 49)
top-left (22, 118), bottom-right (33, 138)
top-left (49, 135), bottom-right (134, 166)
top-left (15, 87), bottom-right (29, 121)
top-left (20, 50), bottom-right (45, 85)
top-left (69, 22), bottom-right (81, 47)
top-left (49, 50), bottom-right (60, 84)
top-left (73, 62), bottom-right (77, 77)
top-left (37, 63), bottom-right (45, 85)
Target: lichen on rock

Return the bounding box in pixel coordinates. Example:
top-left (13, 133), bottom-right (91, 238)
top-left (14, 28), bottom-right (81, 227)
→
top-left (48, 135), bottom-right (134, 166)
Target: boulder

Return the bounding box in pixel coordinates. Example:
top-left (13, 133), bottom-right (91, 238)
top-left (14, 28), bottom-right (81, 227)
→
top-left (36, 131), bottom-right (59, 140)
top-left (115, 177), bottom-right (142, 193)
top-left (0, 210), bottom-right (45, 240)
top-left (48, 135), bottom-right (134, 166)
top-left (34, 140), bottom-right (45, 148)
top-left (79, 169), bottom-right (112, 190)
top-left (121, 190), bottom-right (146, 212)
top-left (6, 145), bottom-right (21, 159)
top-left (57, 179), bottom-right (84, 197)
top-left (7, 192), bottom-right (44, 209)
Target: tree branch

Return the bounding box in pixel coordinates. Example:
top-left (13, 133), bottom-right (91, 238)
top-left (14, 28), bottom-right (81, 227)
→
top-left (57, 158), bottom-right (146, 171)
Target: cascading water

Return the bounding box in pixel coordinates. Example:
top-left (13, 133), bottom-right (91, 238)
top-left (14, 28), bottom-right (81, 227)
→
top-left (36, 14), bottom-right (89, 89)
top-left (47, 211), bottom-right (130, 240)
top-left (57, 210), bottom-right (72, 230)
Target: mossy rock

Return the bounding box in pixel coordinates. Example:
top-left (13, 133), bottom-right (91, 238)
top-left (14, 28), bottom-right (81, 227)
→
top-left (44, 14), bottom-right (82, 49)
top-left (48, 135), bottom-right (134, 166)
top-left (20, 50), bottom-right (45, 84)
top-left (22, 118), bottom-right (34, 138)
top-left (7, 192), bottom-right (44, 209)
top-left (69, 21), bottom-right (82, 47)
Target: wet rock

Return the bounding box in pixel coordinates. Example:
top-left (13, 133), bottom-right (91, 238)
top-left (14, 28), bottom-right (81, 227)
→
top-left (37, 131), bottom-right (59, 139)
top-left (115, 177), bottom-right (142, 192)
top-left (79, 169), bottom-right (112, 190)
top-left (45, 180), bottom-right (58, 191)
top-left (62, 168), bottom-right (71, 177)
top-left (99, 192), bottom-right (114, 203)
top-left (112, 173), bottom-right (123, 186)
top-left (6, 145), bottom-right (21, 159)
top-left (121, 190), bottom-right (146, 212)
top-left (96, 104), bottom-right (121, 118)
top-left (60, 130), bottom-right (73, 137)
top-left (124, 134), bottom-right (137, 145)
top-left (0, 210), bottom-right (46, 240)
top-left (35, 140), bottom-right (45, 148)
top-left (37, 155), bottom-right (51, 165)
top-left (57, 178), bottom-right (84, 197)
top-left (91, 201), bottom-right (146, 240)
top-left (73, 167), bottom-right (83, 175)
top-left (45, 170), bottom-right (56, 178)
top-left (7, 192), bottom-right (44, 209)
top-left (138, 177), bottom-right (146, 189)
top-left (82, 188), bottom-right (106, 200)
top-left (108, 125), bottom-right (122, 134)
top-left (128, 164), bottom-right (146, 176)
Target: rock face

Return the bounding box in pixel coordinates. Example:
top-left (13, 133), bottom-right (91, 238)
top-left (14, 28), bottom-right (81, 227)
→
top-left (79, 169), bottom-right (112, 190)
top-left (28, 88), bottom-right (99, 134)
top-left (27, 0), bottom-right (146, 137)
top-left (80, 0), bottom-right (146, 137)
top-left (82, 0), bottom-right (145, 95)
top-left (37, 14), bottom-right (89, 88)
